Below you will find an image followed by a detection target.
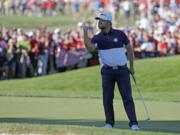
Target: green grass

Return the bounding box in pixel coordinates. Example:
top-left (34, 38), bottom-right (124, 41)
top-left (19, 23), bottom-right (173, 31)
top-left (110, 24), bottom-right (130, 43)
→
top-left (0, 55), bottom-right (180, 101)
top-left (0, 97), bottom-right (180, 135)
top-left (0, 56), bottom-right (180, 135)
top-left (0, 12), bottom-right (135, 29)
top-left (1, 124), bottom-right (179, 135)
top-left (0, 15), bottom-right (79, 29)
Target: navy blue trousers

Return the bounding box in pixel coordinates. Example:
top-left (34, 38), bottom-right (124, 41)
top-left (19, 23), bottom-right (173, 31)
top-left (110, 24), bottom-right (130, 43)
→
top-left (101, 66), bottom-right (138, 127)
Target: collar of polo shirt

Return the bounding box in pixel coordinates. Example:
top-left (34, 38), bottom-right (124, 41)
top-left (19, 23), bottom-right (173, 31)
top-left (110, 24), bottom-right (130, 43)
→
top-left (101, 28), bottom-right (114, 35)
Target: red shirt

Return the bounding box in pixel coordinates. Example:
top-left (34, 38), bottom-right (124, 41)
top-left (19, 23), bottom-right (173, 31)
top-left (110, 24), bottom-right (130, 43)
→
top-left (150, 37), bottom-right (158, 51)
top-left (47, 1), bottom-right (55, 9)
top-left (62, 43), bottom-right (71, 50)
top-left (158, 42), bottom-right (168, 55)
top-left (30, 39), bottom-right (39, 54)
top-left (41, 2), bottom-right (48, 9)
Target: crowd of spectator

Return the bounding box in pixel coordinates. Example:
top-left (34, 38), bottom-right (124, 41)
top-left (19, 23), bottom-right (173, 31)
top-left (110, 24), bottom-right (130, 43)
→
top-left (0, 0), bottom-right (144, 18)
top-left (0, 22), bottom-right (94, 79)
top-left (0, 1), bottom-right (180, 80)
top-left (0, 0), bottom-right (104, 17)
top-left (0, 0), bottom-right (89, 16)
top-left (125, 1), bottom-right (180, 58)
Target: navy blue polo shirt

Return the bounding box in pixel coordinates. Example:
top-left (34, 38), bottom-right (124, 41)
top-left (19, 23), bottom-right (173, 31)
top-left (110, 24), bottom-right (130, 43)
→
top-left (91, 28), bottom-right (130, 66)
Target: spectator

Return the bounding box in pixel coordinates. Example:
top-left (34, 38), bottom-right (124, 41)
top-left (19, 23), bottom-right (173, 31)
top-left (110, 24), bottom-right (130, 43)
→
top-left (29, 32), bottom-right (39, 76)
top-left (175, 38), bottom-right (180, 54)
top-left (0, 2), bottom-right (179, 80)
top-left (47, 31), bottom-right (57, 74)
top-left (0, 47), bottom-right (8, 79)
top-left (47, 0), bottom-right (55, 16)
top-left (41, 0), bottom-right (48, 16)
top-left (37, 35), bottom-right (49, 76)
top-left (91, 0), bottom-right (102, 13)
top-left (0, 31), bottom-right (8, 79)
top-left (57, 0), bottom-right (66, 14)
top-left (122, 0), bottom-right (131, 20)
top-left (157, 35), bottom-right (168, 56)
top-left (140, 32), bottom-right (155, 58)
top-left (73, 1), bottom-right (80, 13)
top-left (16, 34), bottom-right (31, 78)
top-left (6, 38), bottom-right (16, 78)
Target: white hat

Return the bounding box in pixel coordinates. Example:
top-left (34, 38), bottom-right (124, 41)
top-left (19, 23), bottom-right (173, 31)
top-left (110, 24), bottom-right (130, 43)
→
top-left (169, 25), bottom-right (176, 33)
top-left (77, 22), bottom-right (83, 27)
top-left (95, 11), bottom-right (112, 21)
top-left (28, 32), bottom-right (34, 37)
top-left (54, 28), bottom-right (61, 34)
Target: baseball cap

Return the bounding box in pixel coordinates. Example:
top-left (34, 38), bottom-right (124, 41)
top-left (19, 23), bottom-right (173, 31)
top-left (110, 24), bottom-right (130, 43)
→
top-left (95, 11), bottom-right (112, 21)
top-left (54, 28), bottom-right (61, 34)
top-left (28, 32), bottom-right (34, 37)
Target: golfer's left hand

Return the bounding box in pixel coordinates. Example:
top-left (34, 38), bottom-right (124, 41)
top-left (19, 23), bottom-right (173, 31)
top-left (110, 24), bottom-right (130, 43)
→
top-left (129, 67), bottom-right (135, 75)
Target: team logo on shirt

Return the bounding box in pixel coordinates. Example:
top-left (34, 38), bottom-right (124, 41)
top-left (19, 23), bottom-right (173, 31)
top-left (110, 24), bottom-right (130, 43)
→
top-left (94, 43), bottom-right (98, 47)
top-left (113, 38), bottom-right (118, 42)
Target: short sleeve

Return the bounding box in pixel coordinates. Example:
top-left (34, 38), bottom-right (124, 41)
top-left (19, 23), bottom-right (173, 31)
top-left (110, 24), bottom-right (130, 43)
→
top-left (91, 36), bottom-right (98, 48)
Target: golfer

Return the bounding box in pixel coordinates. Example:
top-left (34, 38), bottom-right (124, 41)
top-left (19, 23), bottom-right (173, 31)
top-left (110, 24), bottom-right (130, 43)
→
top-left (83, 11), bottom-right (140, 130)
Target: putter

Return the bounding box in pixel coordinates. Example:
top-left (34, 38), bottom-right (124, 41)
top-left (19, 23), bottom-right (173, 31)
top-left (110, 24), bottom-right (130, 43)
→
top-left (129, 71), bottom-right (151, 121)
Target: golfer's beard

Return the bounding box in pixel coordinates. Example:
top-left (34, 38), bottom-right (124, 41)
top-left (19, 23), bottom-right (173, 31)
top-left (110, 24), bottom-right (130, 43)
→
top-left (99, 26), bottom-right (106, 30)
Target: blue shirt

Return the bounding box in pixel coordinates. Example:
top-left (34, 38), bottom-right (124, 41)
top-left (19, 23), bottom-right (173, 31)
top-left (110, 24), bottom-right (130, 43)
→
top-left (91, 28), bottom-right (129, 66)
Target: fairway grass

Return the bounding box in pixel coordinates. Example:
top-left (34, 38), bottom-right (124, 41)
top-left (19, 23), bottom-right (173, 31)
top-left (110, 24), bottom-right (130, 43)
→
top-left (0, 56), bottom-right (179, 135)
top-left (0, 12), bottom-right (135, 29)
top-left (0, 15), bottom-right (79, 29)
top-left (0, 124), bottom-right (179, 135)
top-left (0, 97), bottom-right (180, 135)
top-left (0, 55), bottom-right (180, 102)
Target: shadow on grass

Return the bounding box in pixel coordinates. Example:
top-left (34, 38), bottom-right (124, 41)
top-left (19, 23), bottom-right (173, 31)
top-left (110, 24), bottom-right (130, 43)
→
top-left (0, 118), bottom-right (179, 133)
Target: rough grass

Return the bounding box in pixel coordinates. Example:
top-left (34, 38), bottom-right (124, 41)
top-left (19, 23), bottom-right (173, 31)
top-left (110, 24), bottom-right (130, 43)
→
top-left (0, 12), bottom-right (135, 29)
top-left (0, 15), bottom-right (78, 29)
top-left (0, 56), bottom-right (179, 101)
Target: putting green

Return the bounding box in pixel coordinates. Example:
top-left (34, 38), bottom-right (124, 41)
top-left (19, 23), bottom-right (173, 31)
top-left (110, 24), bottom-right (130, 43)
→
top-left (0, 96), bottom-right (180, 134)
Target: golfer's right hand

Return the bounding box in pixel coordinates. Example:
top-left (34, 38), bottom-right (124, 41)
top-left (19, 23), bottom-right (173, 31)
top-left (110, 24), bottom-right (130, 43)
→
top-left (129, 67), bottom-right (135, 75)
